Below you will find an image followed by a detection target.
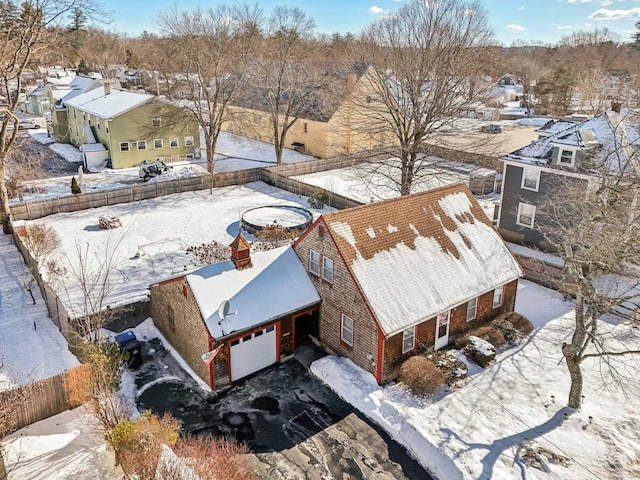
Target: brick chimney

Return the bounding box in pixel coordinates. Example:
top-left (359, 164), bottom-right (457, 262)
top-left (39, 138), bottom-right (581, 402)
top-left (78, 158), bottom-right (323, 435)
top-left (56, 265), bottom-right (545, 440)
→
top-left (230, 233), bottom-right (252, 270)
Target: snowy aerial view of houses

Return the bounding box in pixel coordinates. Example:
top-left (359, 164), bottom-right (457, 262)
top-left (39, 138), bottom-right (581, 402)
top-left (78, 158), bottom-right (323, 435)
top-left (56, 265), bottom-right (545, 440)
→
top-left (2, 0), bottom-right (640, 479)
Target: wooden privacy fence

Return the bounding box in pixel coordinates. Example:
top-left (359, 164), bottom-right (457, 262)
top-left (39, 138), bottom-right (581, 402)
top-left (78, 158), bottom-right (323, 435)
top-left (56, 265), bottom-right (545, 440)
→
top-left (0, 364), bottom-right (92, 438)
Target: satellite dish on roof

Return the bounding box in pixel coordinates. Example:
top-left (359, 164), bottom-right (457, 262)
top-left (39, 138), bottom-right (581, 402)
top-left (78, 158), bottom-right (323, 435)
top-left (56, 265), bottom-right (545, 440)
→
top-left (218, 300), bottom-right (230, 325)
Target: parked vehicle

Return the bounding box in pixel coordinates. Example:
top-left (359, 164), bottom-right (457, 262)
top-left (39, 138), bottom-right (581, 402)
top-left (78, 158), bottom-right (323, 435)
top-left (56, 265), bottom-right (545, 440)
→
top-left (481, 124), bottom-right (502, 134)
top-left (139, 160), bottom-right (171, 182)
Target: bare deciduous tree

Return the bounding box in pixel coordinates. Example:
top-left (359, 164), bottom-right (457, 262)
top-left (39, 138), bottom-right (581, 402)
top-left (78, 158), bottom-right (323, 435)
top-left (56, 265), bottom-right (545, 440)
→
top-left (157, 4), bottom-right (262, 192)
top-left (241, 6), bottom-right (332, 166)
top-left (351, 0), bottom-right (494, 195)
top-left (537, 112), bottom-right (640, 409)
top-left (0, 0), bottom-right (105, 233)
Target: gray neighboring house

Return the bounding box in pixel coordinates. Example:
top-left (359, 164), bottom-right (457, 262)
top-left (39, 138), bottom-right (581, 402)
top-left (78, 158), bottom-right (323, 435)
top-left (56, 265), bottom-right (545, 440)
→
top-left (497, 110), bottom-right (640, 251)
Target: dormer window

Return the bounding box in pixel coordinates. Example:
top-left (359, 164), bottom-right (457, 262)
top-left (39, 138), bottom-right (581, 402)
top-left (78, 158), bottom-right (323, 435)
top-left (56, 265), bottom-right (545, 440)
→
top-left (559, 149), bottom-right (574, 165)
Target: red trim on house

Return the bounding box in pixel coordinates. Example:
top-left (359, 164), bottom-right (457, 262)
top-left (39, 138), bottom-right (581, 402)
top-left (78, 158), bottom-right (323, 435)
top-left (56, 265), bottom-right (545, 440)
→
top-left (224, 320), bottom-right (282, 385)
top-left (226, 341), bottom-right (232, 385)
top-left (276, 322), bottom-right (281, 362)
top-left (291, 307), bottom-right (318, 350)
top-left (376, 326), bottom-right (384, 384)
top-left (208, 336), bottom-right (214, 388)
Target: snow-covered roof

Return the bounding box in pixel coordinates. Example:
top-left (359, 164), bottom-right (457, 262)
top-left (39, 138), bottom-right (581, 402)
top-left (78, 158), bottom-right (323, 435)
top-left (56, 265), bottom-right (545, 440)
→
top-left (58, 76), bottom-right (102, 104)
top-left (503, 111), bottom-right (638, 170)
top-left (80, 143), bottom-right (107, 152)
top-left (322, 183), bottom-right (522, 337)
top-left (185, 246), bottom-right (320, 340)
top-left (63, 88), bottom-right (154, 120)
top-left (535, 120), bottom-right (576, 136)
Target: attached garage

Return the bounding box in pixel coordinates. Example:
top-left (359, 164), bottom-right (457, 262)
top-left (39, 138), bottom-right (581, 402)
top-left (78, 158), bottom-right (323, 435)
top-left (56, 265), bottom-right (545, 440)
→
top-left (230, 325), bottom-right (278, 381)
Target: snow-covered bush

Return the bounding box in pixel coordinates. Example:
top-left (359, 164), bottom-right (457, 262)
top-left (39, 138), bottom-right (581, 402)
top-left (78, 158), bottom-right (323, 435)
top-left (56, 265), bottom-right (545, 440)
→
top-left (186, 241), bottom-right (230, 267)
top-left (456, 324), bottom-right (505, 349)
top-left (398, 355), bottom-right (445, 395)
top-left (461, 336), bottom-right (496, 367)
top-left (430, 350), bottom-right (467, 385)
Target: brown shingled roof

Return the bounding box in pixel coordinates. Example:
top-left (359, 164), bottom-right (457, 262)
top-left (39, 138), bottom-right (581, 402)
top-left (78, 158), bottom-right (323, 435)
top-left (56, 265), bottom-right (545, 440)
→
top-left (323, 183), bottom-right (491, 265)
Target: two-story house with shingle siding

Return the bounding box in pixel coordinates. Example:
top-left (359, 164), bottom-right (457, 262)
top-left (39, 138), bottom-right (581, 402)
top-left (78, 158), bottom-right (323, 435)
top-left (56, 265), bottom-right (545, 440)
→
top-left (293, 183), bottom-right (522, 383)
top-left (497, 110), bottom-right (640, 250)
top-left (59, 84), bottom-right (200, 169)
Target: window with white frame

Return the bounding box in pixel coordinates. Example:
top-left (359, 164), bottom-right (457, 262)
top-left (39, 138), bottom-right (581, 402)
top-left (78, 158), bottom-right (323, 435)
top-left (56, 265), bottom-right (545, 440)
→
top-left (493, 286), bottom-right (503, 308)
top-left (467, 297), bottom-right (477, 321)
top-left (521, 168), bottom-right (540, 191)
top-left (119, 142), bottom-right (130, 152)
top-left (309, 250), bottom-right (320, 276)
top-left (402, 327), bottom-right (415, 353)
top-left (73, 109), bottom-right (76, 119)
top-left (170, 137), bottom-right (179, 148)
top-left (184, 136), bottom-right (194, 147)
top-left (516, 202), bottom-right (536, 228)
top-left (152, 118), bottom-right (161, 128)
top-left (559, 149), bottom-right (574, 165)
top-left (322, 256), bottom-right (334, 282)
top-left (138, 140), bottom-right (147, 150)
top-left (154, 139), bottom-right (163, 149)
top-left (341, 314), bottom-right (354, 346)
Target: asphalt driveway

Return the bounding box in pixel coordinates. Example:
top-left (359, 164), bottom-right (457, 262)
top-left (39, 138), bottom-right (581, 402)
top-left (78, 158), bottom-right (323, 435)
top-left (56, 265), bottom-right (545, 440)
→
top-left (134, 338), bottom-right (432, 480)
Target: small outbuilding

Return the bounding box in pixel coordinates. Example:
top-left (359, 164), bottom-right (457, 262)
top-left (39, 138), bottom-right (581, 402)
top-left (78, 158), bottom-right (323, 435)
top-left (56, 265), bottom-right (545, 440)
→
top-left (150, 234), bottom-right (320, 390)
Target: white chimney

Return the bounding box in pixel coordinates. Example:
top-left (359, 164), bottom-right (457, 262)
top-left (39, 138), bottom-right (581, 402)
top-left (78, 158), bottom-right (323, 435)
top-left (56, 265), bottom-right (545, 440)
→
top-left (103, 82), bottom-right (111, 95)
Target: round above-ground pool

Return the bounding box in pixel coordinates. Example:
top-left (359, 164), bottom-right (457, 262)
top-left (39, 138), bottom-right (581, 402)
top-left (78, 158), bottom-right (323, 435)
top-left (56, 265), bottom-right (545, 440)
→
top-left (241, 205), bottom-right (314, 234)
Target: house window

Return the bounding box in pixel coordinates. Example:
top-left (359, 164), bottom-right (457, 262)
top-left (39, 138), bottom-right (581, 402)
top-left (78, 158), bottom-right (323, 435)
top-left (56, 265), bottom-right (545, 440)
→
top-left (559, 149), bottom-right (574, 165)
top-left (97, 122), bottom-right (101, 130)
top-left (402, 327), bottom-right (415, 354)
top-left (322, 256), bottom-right (334, 283)
top-left (521, 168), bottom-right (540, 191)
top-left (138, 140), bottom-right (147, 150)
top-left (152, 118), bottom-right (161, 128)
top-left (341, 314), bottom-right (354, 346)
top-left (467, 297), bottom-right (477, 321)
top-left (493, 286), bottom-right (503, 308)
top-left (516, 202), bottom-right (536, 228)
top-left (154, 139), bottom-right (163, 149)
top-left (184, 136), bottom-right (194, 147)
top-left (309, 250), bottom-right (320, 276)
top-left (73, 109), bottom-right (76, 118)
top-left (170, 137), bottom-right (179, 148)
top-left (120, 142), bottom-right (129, 152)
top-left (167, 305), bottom-right (175, 332)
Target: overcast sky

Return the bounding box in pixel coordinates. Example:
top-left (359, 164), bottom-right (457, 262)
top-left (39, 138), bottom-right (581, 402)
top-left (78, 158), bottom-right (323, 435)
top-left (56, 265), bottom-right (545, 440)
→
top-left (104, 0), bottom-right (640, 45)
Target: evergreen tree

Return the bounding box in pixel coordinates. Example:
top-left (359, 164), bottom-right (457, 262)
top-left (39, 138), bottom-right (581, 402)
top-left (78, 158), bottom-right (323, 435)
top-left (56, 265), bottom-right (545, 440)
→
top-left (71, 176), bottom-right (81, 194)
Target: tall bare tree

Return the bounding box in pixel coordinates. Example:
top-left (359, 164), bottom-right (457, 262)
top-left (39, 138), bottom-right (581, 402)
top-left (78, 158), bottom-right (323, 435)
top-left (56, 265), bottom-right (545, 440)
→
top-left (0, 0), bottom-right (104, 233)
top-left (350, 0), bottom-right (494, 195)
top-left (537, 112), bottom-right (640, 409)
top-left (157, 4), bottom-right (262, 192)
top-left (242, 6), bottom-right (321, 166)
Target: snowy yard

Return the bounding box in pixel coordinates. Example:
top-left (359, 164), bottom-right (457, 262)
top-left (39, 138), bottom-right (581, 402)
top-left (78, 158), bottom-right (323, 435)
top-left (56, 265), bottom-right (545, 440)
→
top-left (22, 181), bottom-right (330, 315)
top-left (311, 280), bottom-right (640, 480)
top-left (0, 234), bottom-right (79, 390)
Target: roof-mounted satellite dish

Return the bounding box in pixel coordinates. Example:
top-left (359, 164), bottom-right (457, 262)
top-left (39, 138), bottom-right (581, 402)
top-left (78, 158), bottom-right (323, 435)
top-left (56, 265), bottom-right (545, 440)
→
top-left (218, 300), bottom-right (230, 325)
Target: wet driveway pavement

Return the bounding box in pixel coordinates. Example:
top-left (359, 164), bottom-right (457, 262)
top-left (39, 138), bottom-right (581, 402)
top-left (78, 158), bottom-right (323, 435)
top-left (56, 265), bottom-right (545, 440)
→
top-left (134, 338), bottom-right (432, 479)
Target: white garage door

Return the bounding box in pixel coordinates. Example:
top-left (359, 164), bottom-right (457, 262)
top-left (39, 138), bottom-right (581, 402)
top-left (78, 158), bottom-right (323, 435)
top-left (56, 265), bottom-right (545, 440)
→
top-left (230, 325), bottom-right (277, 381)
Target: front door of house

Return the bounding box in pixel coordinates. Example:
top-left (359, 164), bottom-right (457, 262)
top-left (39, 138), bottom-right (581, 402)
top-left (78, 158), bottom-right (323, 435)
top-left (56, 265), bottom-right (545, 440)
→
top-left (434, 311), bottom-right (450, 350)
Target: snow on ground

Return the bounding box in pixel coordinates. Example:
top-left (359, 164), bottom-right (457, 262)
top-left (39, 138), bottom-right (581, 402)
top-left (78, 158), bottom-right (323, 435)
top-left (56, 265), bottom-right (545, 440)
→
top-left (293, 159), bottom-right (468, 203)
top-left (311, 280), bottom-right (640, 480)
top-left (0, 405), bottom-right (124, 480)
top-left (11, 164), bottom-right (208, 204)
top-left (25, 181), bottom-right (330, 315)
top-left (0, 234), bottom-right (79, 390)
top-left (15, 130), bottom-right (313, 203)
top-left (207, 131), bottom-right (314, 172)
